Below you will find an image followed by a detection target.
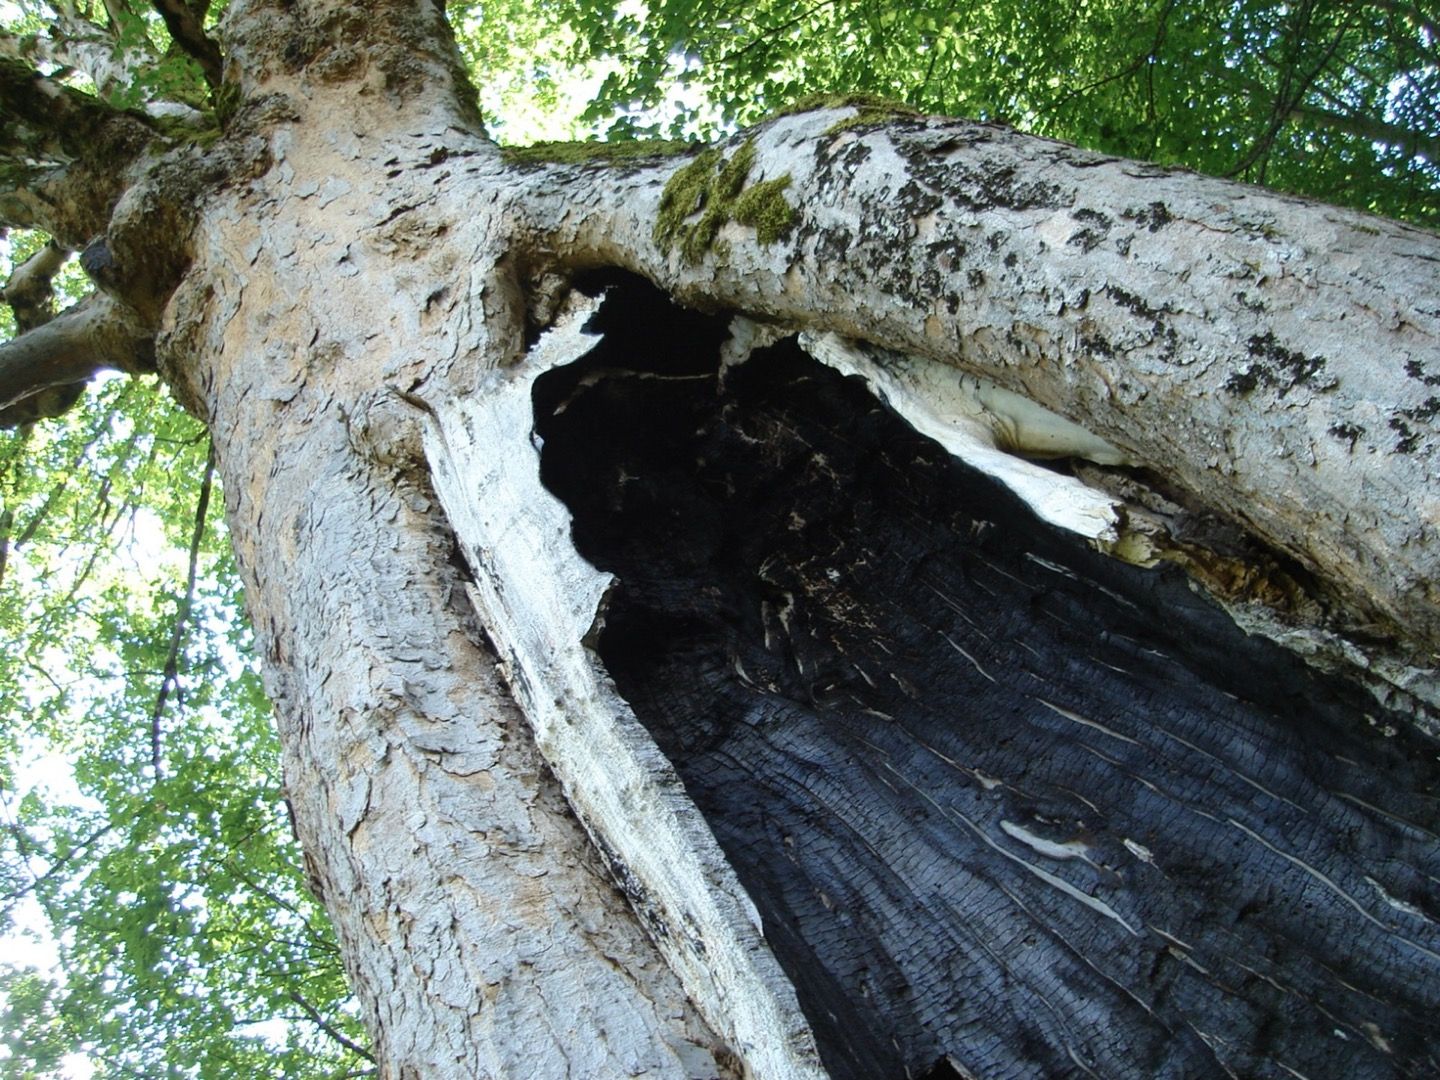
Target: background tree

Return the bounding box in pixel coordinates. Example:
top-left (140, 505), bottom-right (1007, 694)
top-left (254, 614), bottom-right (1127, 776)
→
top-left (571, 0), bottom-right (1440, 225)
top-left (0, 1), bottom-right (1436, 1077)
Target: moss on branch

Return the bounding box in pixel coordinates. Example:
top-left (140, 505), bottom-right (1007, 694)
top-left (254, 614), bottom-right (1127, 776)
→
top-left (773, 92), bottom-right (924, 134)
top-left (654, 140), bottom-right (796, 263)
top-left (500, 138), bottom-right (697, 168)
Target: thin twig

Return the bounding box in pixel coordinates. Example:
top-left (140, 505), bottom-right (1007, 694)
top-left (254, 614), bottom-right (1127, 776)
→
top-left (285, 989), bottom-right (376, 1062)
top-left (1043, 0), bottom-right (1178, 119)
top-left (0, 819), bottom-right (115, 908)
top-left (1227, 1), bottom-right (1354, 180)
top-left (150, 439), bottom-right (215, 779)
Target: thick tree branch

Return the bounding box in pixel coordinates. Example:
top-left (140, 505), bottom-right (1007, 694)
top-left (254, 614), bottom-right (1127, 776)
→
top-left (0, 57), bottom-right (155, 164)
top-left (1, 14), bottom-right (141, 100)
top-left (0, 58), bottom-right (162, 245)
top-left (0, 294), bottom-right (154, 426)
top-left (1, 240), bottom-right (69, 332)
top-left (149, 0), bottom-right (224, 89)
top-left (521, 110), bottom-right (1440, 657)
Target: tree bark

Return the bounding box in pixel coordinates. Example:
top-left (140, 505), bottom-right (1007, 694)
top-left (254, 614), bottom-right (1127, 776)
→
top-left (151, 32), bottom-right (747, 1070)
top-left (5, 0), bottom-right (1440, 1075)
top-left (0, 294), bottom-right (153, 415)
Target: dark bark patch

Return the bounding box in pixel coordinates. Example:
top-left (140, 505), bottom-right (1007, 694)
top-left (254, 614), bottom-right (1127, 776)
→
top-left (1226, 332), bottom-right (1333, 396)
top-left (1389, 398), bottom-right (1438, 453)
top-left (1121, 202), bottom-right (1174, 232)
top-left (1389, 418), bottom-right (1421, 454)
top-left (1070, 207), bottom-right (1113, 250)
top-left (1103, 283), bottom-right (1181, 358)
top-left (1329, 421), bottom-right (1366, 449)
top-left (1067, 227), bottom-right (1106, 253)
top-left (896, 179), bottom-right (944, 220)
top-left (535, 275), bottom-right (1440, 1080)
top-left (1404, 360), bottom-right (1440, 388)
top-left (898, 140), bottom-right (1065, 214)
top-left (1104, 283), bottom-right (1168, 322)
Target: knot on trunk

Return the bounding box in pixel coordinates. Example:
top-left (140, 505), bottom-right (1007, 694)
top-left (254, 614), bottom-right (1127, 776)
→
top-left (345, 387), bottom-right (428, 471)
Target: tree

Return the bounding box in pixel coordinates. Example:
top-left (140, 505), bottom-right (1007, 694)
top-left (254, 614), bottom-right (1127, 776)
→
top-left (571, 0), bottom-right (1440, 226)
top-left (2, 1), bottom-right (1439, 1077)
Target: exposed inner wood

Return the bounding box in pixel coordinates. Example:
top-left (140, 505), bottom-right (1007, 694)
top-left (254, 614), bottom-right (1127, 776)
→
top-left (534, 278), bottom-right (1440, 1080)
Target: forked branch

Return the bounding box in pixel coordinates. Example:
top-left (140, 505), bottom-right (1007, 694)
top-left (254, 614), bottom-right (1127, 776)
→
top-left (150, 0), bottom-right (224, 89)
top-left (1, 240), bottom-right (69, 331)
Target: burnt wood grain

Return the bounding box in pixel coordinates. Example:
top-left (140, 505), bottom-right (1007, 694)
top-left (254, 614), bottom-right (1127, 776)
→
top-left (534, 278), bottom-right (1440, 1080)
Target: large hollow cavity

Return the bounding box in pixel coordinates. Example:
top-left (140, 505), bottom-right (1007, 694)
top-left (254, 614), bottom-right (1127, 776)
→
top-left (533, 275), bottom-right (1440, 1080)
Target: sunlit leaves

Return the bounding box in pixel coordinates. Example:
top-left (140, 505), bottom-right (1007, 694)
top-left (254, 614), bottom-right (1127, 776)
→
top-left (0, 226), bottom-right (365, 1075)
top-left (450, 0), bottom-right (616, 142)
top-left (0, 968), bottom-right (68, 1078)
top-left (570, 0), bottom-right (1438, 225)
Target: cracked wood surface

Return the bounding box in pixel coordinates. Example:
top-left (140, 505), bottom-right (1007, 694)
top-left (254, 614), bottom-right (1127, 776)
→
top-left (532, 282), bottom-right (1440, 1079)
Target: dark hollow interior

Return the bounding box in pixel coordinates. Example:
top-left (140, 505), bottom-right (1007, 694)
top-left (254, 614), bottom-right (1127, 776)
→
top-left (532, 275), bottom-right (1440, 1080)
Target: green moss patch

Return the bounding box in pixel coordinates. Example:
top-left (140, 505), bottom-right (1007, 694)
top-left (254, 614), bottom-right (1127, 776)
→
top-left (654, 140), bottom-right (796, 263)
top-left (501, 138), bottom-right (697, 168)
top-left (770, 93), bottom-right (924, 135)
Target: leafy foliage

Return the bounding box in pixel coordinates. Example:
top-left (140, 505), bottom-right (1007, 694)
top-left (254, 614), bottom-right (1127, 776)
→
top-left (568, 0), bottom-right (1440, 226)
top-left (449, 0), bottom-right (618, 142)
top-left (0, 230), bottom-right (367, 1076)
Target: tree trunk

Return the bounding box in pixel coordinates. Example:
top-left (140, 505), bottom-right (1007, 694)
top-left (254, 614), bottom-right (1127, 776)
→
top-left (149, 16), bottom-right (753, 1072)
top-left (5, 0), bottom-right (1440, 1076)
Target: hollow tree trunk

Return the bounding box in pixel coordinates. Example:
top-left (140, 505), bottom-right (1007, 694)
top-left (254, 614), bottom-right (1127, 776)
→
top-left (6, 0), bottom-right (1438, 1075)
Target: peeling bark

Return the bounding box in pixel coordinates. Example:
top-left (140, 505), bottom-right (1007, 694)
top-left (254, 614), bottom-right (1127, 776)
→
top-left (421, 297), bottom-right (826, 1079)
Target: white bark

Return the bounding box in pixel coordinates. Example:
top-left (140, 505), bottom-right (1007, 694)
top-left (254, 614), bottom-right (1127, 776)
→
top-left (0, 13), bottom-right (147, 100)
top-left (423, 298), bottom-right (826, 1079)
top-left (800, 331), bottom-right (1131, 541)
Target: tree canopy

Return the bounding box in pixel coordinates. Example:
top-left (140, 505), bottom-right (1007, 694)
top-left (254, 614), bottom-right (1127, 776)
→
top-left (568, 0), bottom-right (1440, 226)
top-left (0, 0), bottom-right (1435, 1075)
